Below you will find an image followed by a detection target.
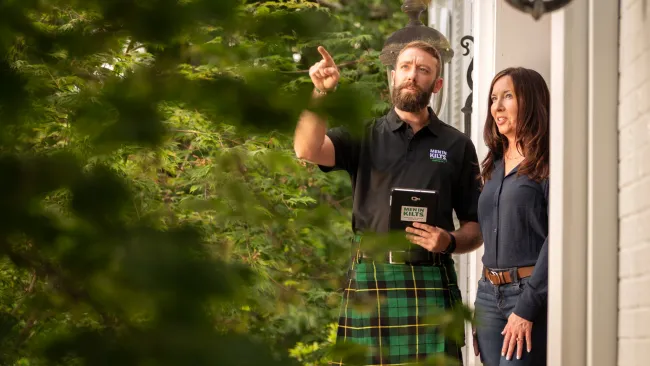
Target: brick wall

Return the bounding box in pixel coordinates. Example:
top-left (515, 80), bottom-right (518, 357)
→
top-left (618, 0), bottom-right (650, 364)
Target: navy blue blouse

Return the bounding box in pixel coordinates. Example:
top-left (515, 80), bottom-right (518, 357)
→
top-left (477, 159), bottom-right (549, 321)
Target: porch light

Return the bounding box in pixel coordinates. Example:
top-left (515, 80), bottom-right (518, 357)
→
top-left (379, 0), bottom-right (453, 115)
top-left (504, 0), bottom-right (574, 20)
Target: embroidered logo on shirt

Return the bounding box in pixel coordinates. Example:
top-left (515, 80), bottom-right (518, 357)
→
top-left (400, 206), bottom-right (427, 222)
top-left (429, 149), bottom-right (448, 163)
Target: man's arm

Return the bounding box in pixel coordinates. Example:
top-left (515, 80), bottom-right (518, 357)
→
top-left (293, 46), bottom-right (339, 167)
top-left (450, 220), bottom-right (482, 254)
top-left (293, 92), bottom-right (335, 167)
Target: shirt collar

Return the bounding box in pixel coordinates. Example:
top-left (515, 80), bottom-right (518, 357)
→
top-left (497, 158), bottom-right (520, 178)
top-left (387, 106), bottom-right (442, 136)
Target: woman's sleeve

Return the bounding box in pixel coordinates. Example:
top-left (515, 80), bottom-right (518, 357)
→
top-left (513, 179), bottom-right (549, 321)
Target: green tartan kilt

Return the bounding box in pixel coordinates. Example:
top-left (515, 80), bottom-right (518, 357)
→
top-left (329, 256), bottom-right (464, 366)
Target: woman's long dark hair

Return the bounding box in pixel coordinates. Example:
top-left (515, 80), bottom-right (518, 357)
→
top-left (480, 67), bottom-right (550, 183)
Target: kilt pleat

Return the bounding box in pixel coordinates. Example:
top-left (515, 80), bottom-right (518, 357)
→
top-left (329, 256), bottom-right (463, 366)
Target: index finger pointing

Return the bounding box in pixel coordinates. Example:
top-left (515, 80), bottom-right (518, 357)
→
top-left (317, 46), bottom-right (335, 65)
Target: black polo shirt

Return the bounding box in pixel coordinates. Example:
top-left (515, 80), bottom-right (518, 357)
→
top-left (477, 159), bottom-right (549, 321)
top-left (319, 107), bottom-right (481, 234)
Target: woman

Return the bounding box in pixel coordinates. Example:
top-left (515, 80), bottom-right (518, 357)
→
top-left (473, 67), bottom-right (550, 366)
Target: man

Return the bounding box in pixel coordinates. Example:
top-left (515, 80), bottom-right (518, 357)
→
top-left (294, 41), bottom-right (482, 365)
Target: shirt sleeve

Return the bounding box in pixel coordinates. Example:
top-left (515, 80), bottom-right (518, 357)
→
top-left (513, 178), bottom-right (549, 321)
top-left (453, 139), bottom-right (481, 222)
top-left (318, 127), bottom-right (360, 175)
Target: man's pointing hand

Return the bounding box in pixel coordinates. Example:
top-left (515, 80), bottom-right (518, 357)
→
top-left (309, 46), bottom-right (340, 93)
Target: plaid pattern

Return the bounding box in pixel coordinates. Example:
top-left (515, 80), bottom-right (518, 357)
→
top-left (330, 252), bottom-right (463, 366)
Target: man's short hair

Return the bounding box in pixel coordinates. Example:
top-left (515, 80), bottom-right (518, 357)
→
top-left (395, 41), bottom-right (442, 79)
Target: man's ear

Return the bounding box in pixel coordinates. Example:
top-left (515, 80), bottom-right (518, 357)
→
top-left (433, 77), bottom-right (444, 93)
top-left (391, 69), bottom-right (395, 84)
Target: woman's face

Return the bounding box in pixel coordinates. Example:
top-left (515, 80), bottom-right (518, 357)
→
top-left (490, 75), bottom-right (518, 139)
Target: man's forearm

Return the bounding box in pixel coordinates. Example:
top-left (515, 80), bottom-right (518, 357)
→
top-left (294, 93), bottom-right (327, 160)
top-left (451, 221), bottom-right (482, 254)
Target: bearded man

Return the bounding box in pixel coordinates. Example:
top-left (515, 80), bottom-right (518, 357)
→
top-left (293, 40), bottom-right (483, 365)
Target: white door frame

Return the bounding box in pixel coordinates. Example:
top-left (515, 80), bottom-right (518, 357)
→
top-left (586, 0), bottom-right (618, 363)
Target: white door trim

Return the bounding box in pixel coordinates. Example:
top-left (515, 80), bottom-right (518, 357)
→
top-left (548, 0), bottom-right (619, 365)
top-left (548, 1), bottom-right (589, 363)
top-left (587, 0), bottom-right (619, 364)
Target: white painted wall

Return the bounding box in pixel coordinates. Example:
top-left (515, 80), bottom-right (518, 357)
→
top-left (494, 4), bottom-right (551, 83)
top-left (472, 0), bottom-right (551, 162)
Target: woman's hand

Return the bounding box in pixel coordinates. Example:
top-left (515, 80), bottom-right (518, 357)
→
top-left (501, 312), bottom-right (533, 360)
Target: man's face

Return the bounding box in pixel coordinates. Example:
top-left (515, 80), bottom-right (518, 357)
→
top-left (391, 48), bottom-right (443, 113)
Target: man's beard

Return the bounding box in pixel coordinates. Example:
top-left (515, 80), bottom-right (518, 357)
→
top-left (391, 80), bottom-right (434, 112)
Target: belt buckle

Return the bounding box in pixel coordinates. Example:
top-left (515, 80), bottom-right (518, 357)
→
top-left (489, 270), bottom-right (502, 285)
top-left (388, 251), bottom-right (406, 265)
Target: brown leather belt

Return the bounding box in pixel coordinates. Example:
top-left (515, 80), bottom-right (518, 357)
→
top-left (484, 266), bottom-right (534, 285)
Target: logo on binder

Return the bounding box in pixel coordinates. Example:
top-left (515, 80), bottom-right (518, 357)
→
top-left (400, 206), bottom-right (427, 222)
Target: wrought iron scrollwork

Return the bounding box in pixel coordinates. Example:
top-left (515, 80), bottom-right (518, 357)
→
top-left (460, 35), bottom-right (473, 138)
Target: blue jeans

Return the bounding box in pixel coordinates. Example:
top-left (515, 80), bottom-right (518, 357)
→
top-left (474, 276), bottom-right (547, 366)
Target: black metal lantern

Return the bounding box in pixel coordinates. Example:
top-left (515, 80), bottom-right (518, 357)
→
top-left (379, 0), bottom-right (453, 115)
top-left (504, 0), bottom-right (574, 20)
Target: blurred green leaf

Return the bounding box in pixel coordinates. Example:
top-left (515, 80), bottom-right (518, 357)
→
top-left (0, 0), bottom-right (471, 365)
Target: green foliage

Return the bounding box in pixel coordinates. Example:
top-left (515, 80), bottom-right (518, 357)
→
top-left (0, 0), bottom-right (470, 365)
